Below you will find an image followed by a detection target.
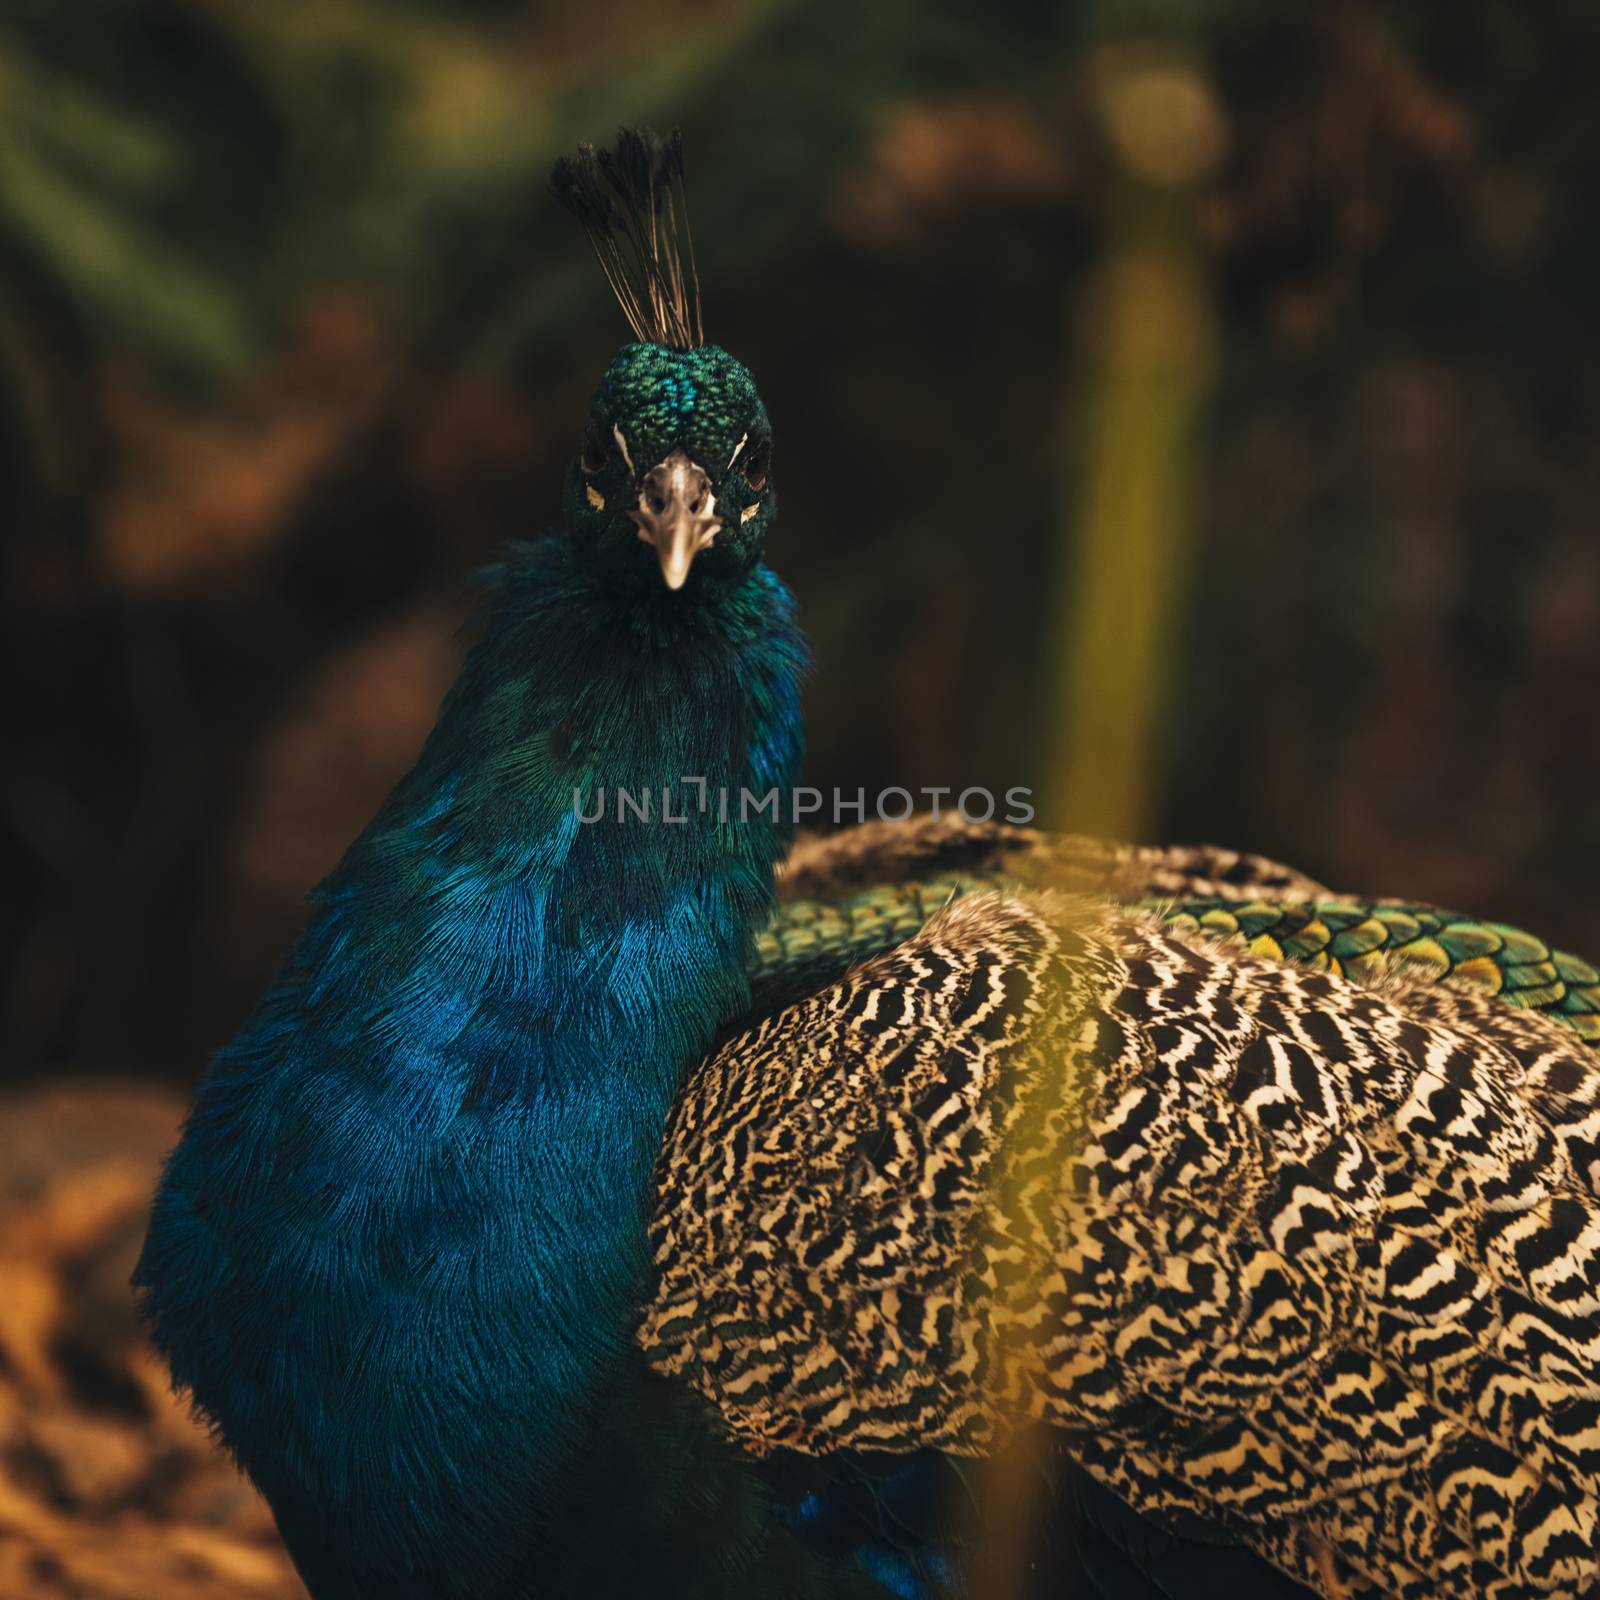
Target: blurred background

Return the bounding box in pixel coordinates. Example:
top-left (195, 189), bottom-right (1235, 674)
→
top-left (2, 1), bottom-right (1599, 1594)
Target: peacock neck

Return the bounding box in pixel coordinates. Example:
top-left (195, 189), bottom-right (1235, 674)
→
top-left (321, 536), bottom-right (806, 1103)
top-left (160, 536), bottom-right (807, 1595)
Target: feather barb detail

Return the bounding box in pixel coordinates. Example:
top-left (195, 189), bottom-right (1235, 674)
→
top-left (550, 127), bottom-right (705, 350)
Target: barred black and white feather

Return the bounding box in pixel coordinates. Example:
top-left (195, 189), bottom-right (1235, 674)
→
top-left (643, 851), bottom-right (1600, 1600)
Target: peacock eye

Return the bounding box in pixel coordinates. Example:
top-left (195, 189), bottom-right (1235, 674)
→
top-left (739, 436), bottom-right (771, 493)
top-left (580, 419), bottom-right (610, 476)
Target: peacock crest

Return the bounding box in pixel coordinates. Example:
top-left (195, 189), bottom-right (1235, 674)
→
top-left (550, 127), bottom-right (704, 350)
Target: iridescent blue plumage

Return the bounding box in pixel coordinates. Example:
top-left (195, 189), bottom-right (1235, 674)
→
top-left (134, 339), bottom-right (828, 1597)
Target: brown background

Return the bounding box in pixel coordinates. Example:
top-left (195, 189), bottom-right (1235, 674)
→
top-left (6, 3), bottom-right (1599, 1091)
top-left (1, 5), bottom-right (1597, 1591)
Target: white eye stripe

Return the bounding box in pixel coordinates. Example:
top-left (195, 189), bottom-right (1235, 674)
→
top-left (740, 503), bottom-right (759, 524)
top-left (612, 425), bottom-right (636, 476)
top-left (728, 432), bottom-right (748, 468)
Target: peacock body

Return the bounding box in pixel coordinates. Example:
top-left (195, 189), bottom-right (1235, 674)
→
top-left (134, 129), bottom-right (1600, 1600)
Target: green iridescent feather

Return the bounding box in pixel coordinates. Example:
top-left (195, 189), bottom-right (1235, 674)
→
top-left (1154, 897), bottom-right (1600, 1045)
top-left (751, 871), bottom-right (1600, 1048)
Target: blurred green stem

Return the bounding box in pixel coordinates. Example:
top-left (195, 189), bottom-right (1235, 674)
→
top-left (1044, 176), bottom-right (1217, 840)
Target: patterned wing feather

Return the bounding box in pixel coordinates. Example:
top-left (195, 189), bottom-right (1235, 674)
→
top-left (777, 814), bottom-right (1332, 904)
top-left (752, 888), bottom-right (1600, 1056)
top-left (649, 892), bottom-right (1600, 1599)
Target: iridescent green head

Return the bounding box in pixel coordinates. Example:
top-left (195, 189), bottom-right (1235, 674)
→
top-left (551, 131), bottom-right (775, 593)
top-left (563, 342), bottom-right (773, 591)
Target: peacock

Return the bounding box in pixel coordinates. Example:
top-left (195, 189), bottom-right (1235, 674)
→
top-left (134, 129), bottom-right (1600, 1600)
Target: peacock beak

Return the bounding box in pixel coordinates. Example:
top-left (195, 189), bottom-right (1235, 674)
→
top-left (627, 450), bottom-right (723, 590)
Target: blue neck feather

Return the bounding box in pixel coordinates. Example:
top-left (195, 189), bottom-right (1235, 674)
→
top-left (136, 534), bottom-right (807, 1597)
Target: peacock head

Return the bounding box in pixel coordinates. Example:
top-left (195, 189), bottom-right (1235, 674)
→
top-left (563, 341), bottom-right (774, 591)
top-left (551, 130), bottom-right (774, 593)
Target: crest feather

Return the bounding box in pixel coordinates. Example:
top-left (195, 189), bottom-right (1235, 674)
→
top-left (550, 127), bottom-right (704, 350)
